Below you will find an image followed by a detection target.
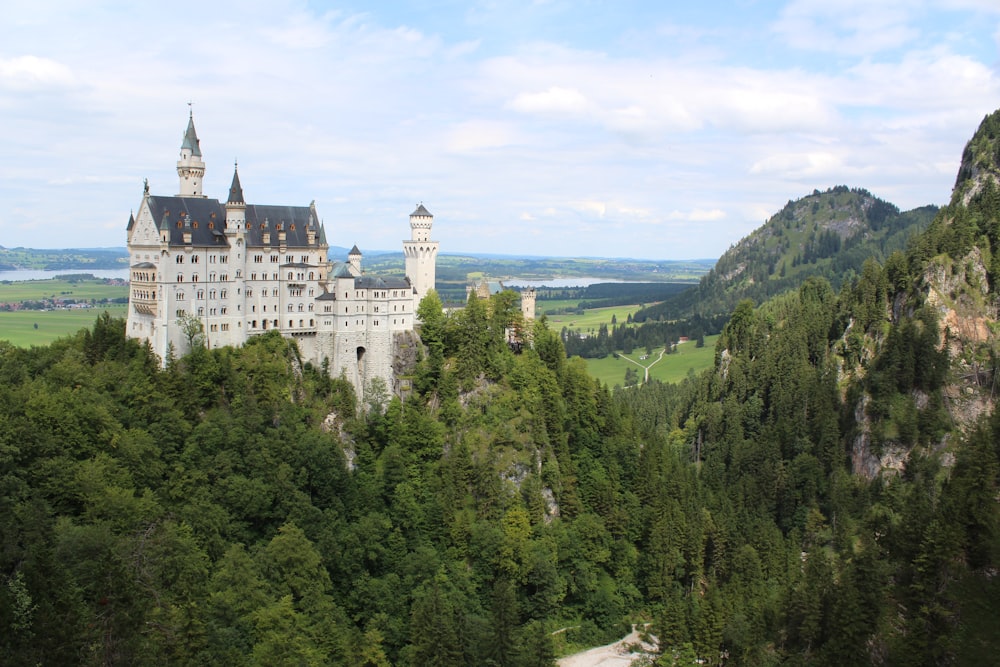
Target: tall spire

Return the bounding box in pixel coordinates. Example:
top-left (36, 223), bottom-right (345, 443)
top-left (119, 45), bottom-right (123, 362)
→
top-left (177, 107), bottom-right (206, 197)
top-left (181, 108), bottom-right (202, 157)
top-left (228, 161), bottom-right (244, 204)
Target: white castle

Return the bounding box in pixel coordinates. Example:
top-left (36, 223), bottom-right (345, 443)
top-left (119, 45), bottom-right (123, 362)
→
top-left (126, 112), bottom-right (438, 395)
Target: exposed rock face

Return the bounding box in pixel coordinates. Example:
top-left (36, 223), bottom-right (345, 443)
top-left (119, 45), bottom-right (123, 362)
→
top-left (392, 330), bottom-right (421, 399)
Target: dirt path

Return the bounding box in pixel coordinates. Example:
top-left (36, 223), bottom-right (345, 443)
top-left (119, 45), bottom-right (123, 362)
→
top-left (557, 628), bottom-right (657, 667)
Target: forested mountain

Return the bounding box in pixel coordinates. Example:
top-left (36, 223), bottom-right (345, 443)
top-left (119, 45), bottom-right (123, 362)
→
top-left (634, 187), bottom-right (937, 324)
top-left (1, 114), bottom-right (999, 666)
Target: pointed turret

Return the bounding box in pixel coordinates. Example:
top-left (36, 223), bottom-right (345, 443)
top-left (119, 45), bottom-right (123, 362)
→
top-left (319, 222), bottom-right (328, 245)
top-left (177, 109), bottom-right (206, 197)
top-left (126, 210), bottom-right (135, 232)
top-left (181, 111), bottom-right (202, 157)
top-left (228, 163), bottom-right (244, 204)
top-left (348, 244), bottom-right (362, 274)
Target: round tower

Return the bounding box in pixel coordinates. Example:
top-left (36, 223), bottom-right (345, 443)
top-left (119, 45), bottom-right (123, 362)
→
top-left (403, 203), bottom-right (439, 310)
top-left (177, 110), bottom-right (206, 198)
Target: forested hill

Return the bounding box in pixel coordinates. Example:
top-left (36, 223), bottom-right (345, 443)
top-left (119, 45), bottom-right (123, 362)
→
top-left (634, 187), bottom-right (936, 323)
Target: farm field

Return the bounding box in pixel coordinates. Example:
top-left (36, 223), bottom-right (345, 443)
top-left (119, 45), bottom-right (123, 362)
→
top-left (540, 303), bottom-right (646, 332)
top-left (0, 306), bottom-right (129, 347)
top-left (0, 278), bottom-right (128, 302)
top-left (584, 335), bottom-right (719, 387)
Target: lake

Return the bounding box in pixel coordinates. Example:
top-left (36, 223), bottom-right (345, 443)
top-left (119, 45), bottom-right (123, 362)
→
top-left (502, 277), bottom-right (627, 288)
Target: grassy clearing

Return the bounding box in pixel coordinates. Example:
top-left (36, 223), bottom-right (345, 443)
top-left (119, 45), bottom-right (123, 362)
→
top-left (541, 304), bottom-right (644, 333)
top-left (584, 335), bottom-right (719, 387)
top-left (0, 278), bottom-right (128, 302)
top-left (0, 306), bottom-right (129, 347)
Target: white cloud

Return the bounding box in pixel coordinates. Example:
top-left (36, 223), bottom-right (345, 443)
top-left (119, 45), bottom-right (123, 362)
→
top-left (772, 0), bottom-right (919, 55)
top-left (507, 86), bottom-right (591, 115)
top-left (445, 120), bottom-right (519, 152)
top-left (0, 55), bottom-right (75, 90)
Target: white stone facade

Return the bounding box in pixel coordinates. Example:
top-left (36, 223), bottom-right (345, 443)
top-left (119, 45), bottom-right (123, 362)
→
top-left (126, 113), bottom-right (437, 398)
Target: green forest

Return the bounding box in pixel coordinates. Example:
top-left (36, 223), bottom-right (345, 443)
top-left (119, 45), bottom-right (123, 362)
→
top-left (2, 116), bottom-right (1000, 665)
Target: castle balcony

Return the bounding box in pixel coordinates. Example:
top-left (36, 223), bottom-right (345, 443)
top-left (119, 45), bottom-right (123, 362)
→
top-left (131, 300), bottom-right (157, 317)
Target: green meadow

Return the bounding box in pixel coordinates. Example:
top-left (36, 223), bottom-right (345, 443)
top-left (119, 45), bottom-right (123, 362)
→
top-left (584, 334), bottom-right (719, 387)
top-left (0, 278), bottom-right (128, 302)
top-left (540, 303), bottom-right (644, 332)
top-left (0, 306), bottom-right (129, 347)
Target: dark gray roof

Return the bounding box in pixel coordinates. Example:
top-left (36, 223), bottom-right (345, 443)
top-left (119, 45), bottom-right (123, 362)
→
top-left (131, 262), bottom-right (156, 269)
top-left (228, 166), bottom-right (244, 204)
top-left (126, 211), bottom-right (135, 231)
top-left (181, 113), bottom-right (202, 157)
top-left (315, 291), bottom-right (338, 300)
top-left (411, 204), bottom-right (432, 217)
top-left (348, 244), bottom-right (362, 256)
top-left (145, 195), bottom-right (321, 248)
top-left (281, 262), bottom-right (314, 268)
top-left (354, 275), bottom-right (412, 290)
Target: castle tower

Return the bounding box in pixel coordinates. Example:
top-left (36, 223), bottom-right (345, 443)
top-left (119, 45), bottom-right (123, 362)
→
top-left (177, 110), bottom-right (206, 197)
top-left (225, 163), bottom-right (246, 234)
top-left (520, 287), bottom-right (536, 321)
top-left (348, 245), bottom-right (362, 274)
top-left (403, 203), bottom-right (438, 309)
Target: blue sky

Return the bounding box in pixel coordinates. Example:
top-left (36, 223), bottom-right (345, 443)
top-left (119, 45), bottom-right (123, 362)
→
top-left (1, 1), bottom-right (999, 260)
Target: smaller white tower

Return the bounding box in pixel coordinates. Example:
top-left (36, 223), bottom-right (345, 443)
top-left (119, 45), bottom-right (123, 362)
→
top-left (403, 204), bottom-right (439, 310)
top-left (348, 245), bottom-right (362, 275)
top-left (177, 110), bottom-right (206, 198)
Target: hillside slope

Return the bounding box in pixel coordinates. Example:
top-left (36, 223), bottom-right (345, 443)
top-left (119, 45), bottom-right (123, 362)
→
top-left (635, 187), bottom-right (936, 323)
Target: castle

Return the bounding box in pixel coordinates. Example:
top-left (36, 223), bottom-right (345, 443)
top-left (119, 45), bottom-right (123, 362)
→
top-left (126, 112), bottom-right (438, 395)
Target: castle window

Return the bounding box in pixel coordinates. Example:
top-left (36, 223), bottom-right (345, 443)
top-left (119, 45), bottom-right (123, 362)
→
top-left (192, 255), bottom-right (199, 263)
top-left (176, 255), bottom-right (184, 263)
top-left (197, 307), bottom-right (204, 316)
top-left (176, 309), bottom-right (185, 317)
top-left (177, 274), bottom-right (184, 282)
top-left (209, 290), bottom-right (217, 299)
top-left (254, 255), bottom-right (262, 263)
top-left (288, 304), bottom-right (294, 312)
top-left (235, 269), bottom-right (241, 278)
top-left (221, 274), bottom-right (228, 281)
top-left (298, 304), bottom-right (304, 312)
top-left (210, 324), bottom-right (217, 332)
top-left (193, 221), bottom-right (198, 228)
top-left (209, 255), bottom-right (216, 263)
top-left (252, 320), bottom-right (257, 328)
top-left (308, 272), bottom-right (314, 280)
top-left (274, 320), bottom-right (278, 327)
top-left (309, 319), bottom-right (314, 326)
top-left (208, 222), bottom-right (214, 230)
top-left (288, 320), bottom-right (293, 328)
top-left (176, 221), bottom-right (182, 228)
top-left (209, 273), bottom-right (216, 282)
top-left (245, 222), bottom-right (250, 229)
top-left (288, 272), bottom-right (293, 280)
top-left (197, 290), bottom-right (204, 299)
top-left (177, 291), bottom-right (185, 300)
top-left (221, 307), bottom-right (227, 314)
top-left (247, 288), bottom-right (253, 297)
top-left (192, 274), bottom-right (199, 282)
top-left (270, 255), bottom-right (279, 263)
top-left (221, 255), bottom-right (228, 263)
top-left (221, 290), bottom-right (227, 299)
top-left (299, 319), bottom-right (304, 327)
top-left (308, 304), bottom-right (313, 311)
top-left (221, 323), bottom-right (229, 331)
top-left (308, 288), bottom-right (314, 296)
